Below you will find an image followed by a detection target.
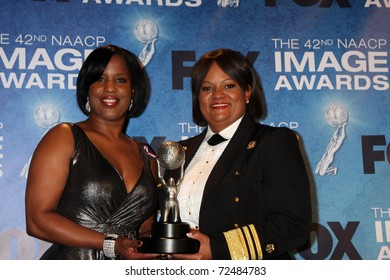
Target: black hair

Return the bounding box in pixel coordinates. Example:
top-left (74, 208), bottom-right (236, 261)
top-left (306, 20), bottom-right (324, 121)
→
top-left (191, 48), bottom-right (264, 127)
top-left (76, 44), bottom-right (150, 118)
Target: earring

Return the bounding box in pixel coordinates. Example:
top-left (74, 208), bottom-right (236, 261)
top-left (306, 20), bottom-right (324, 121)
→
top-left (129, 89), bottom-right (135, 112)
top-left (85, 98), bottom-right (90, 112)
top-left (128, 100), bottom-right (133, 112)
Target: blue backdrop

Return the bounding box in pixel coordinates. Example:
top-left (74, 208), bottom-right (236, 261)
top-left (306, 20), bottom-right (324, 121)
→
top-left (0, 0), bottom-right (389, 260)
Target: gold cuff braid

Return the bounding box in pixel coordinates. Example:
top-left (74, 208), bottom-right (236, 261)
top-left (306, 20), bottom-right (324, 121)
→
top-left (223, 224), bottom-right (263, 260)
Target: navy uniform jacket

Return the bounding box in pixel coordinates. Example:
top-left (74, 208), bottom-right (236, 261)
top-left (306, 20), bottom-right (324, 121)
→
top-left (175, 115), bottom-right (312, 260)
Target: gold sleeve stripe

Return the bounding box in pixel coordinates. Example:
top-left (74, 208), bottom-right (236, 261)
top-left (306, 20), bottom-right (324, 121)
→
top-left (248, 224), bottom-right (263, 260)
top-left (240, 226), bottom-right (255, 259)
top-left (223, 228), bottom-right (249, 260)
top-left (223, 224), bottom-right (263, 260)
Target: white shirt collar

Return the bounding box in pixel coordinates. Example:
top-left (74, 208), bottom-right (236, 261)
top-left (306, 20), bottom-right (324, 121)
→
top-left (205, 115), bottom-right (244, 142)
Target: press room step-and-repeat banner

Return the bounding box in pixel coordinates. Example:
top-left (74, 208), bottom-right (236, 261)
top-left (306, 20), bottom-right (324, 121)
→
top-left (0, 0), bottom-right (389, 260)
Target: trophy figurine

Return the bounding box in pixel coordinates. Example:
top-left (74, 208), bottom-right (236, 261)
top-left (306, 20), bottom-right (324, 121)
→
top-left (139, 141), bottom-right (200, 254)
top-left (315, 104), bottom-right (348, 176)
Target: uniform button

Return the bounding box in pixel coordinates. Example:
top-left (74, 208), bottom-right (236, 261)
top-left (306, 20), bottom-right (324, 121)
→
top-left (234, 197), bottom-right (240, 203)
top-left (266, 243), bottom-right (276, 254)
top-left (234, 224), bottom-right (239, 228)
top-left (235, 171), bottom-right (240, 176)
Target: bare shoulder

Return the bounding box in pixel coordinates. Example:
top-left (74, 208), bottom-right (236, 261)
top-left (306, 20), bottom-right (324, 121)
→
top-left (28, 123), bottom-right (76, 186)
top-left (34, 122), bottom-right (75, 155)
top-left (47, 122), bottom-right (73, 135)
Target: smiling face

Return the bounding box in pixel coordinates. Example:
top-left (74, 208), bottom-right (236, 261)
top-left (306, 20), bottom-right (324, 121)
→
top-left (199, 62), bottom-right (251, 133)
top-left (87, 55), bottom-right (133, 122)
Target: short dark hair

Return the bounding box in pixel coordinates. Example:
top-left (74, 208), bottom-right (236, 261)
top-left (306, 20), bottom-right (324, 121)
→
top-left (191, 48), bottom-right (265, 127)
top-left (76, 44), bottom-right (150, 118)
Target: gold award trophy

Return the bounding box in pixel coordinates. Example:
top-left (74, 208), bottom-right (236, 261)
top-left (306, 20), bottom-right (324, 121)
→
top-left (140, 142), bottom-right (200, 254)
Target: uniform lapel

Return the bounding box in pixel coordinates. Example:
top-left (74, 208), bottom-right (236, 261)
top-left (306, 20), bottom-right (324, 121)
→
top-left (181, 130), bottom-right (206, 169)
top-left (201, 115), bottom-right (256, 204)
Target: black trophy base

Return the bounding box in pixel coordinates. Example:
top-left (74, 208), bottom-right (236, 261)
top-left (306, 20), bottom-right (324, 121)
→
top-left (139, 222), bottom-right (200, 254)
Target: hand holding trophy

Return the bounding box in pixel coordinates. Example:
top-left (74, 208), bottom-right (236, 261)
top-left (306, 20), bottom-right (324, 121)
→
top-left (139, 141), bottom-right (200, 254)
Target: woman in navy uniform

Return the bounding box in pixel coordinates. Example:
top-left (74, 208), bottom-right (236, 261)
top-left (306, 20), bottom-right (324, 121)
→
top-left (172, 48), bottom-right (311, 260)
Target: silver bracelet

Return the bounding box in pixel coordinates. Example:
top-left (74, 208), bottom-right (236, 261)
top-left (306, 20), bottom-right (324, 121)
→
top-left (103, 234), bottom-right (119, 259)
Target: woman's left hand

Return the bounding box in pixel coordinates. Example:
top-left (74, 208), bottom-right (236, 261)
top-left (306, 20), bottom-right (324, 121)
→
top-left (115, 236), bottom-right (158, 260)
